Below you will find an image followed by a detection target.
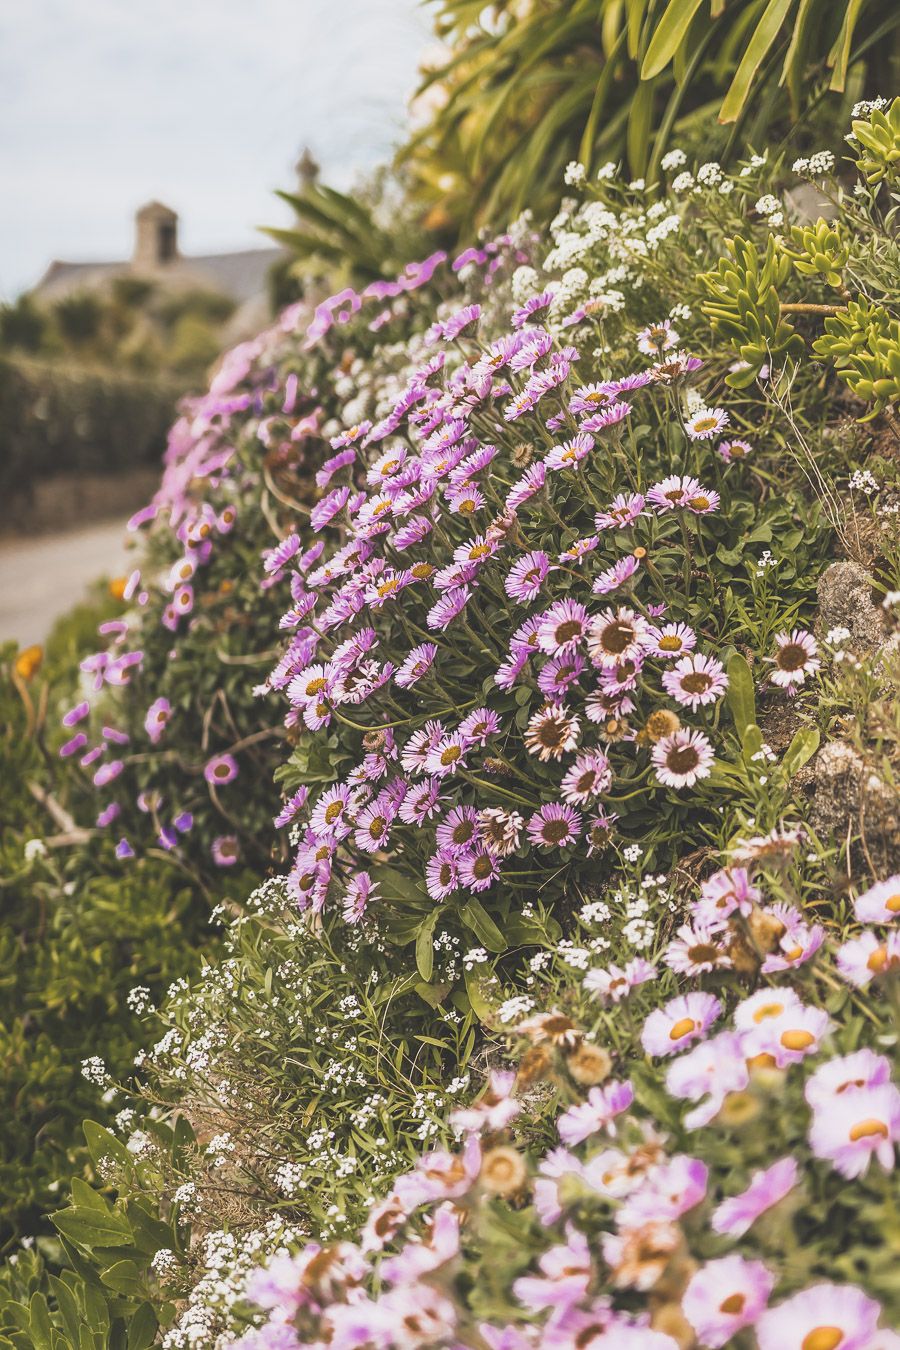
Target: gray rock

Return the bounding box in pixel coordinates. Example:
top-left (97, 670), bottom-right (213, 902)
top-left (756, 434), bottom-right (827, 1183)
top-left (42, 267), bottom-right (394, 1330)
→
top-left (816, 561), bottom-right (886, 651)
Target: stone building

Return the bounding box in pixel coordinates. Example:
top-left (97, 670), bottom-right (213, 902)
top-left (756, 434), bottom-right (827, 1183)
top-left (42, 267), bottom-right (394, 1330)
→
top-left (33, 202), bottom-right (283, 339)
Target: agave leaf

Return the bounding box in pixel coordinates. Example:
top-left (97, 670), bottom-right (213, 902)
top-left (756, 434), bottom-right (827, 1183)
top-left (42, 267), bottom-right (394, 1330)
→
top-left (719, 0), bottom-right (793, 123)
top-left (641, 0), bottom-right (707, 79)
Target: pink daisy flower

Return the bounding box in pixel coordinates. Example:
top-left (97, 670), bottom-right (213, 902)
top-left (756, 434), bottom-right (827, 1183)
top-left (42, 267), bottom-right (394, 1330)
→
top-left (436, 805), bottom-right (480, 853)
top-left (524, 703), bottom-right (581, 761)
top-left (854, 875), bottom-right (900, 924)
top-left (526, 802), bottom-right (582, 848)
top-left (505, 551), bottom-right (551, 602)
top-left (666, 1031), bottom-right (749, 1129)
top-left (769, 629), bottom-right (820, 688)
top-left (642, 622), bottom-right (696, 658)
top-left (681, 1256), bottom-right (775, 1350)
top-left (560, 749), bottom-right (612, 804)
top-left (641, 991), bottom-right (721, 1057)
top-left (458, 848), bottom-right (501, 892)
top-left (204, 753), bottom-right (238, 786)
top-left (637, 320), bottom-right (679, 355)
top-left (591, 554), bottom-right (640, 596)
top-left (646, 475), bottom-right (705, 512)
top-left (808, 1080), bottom-right (900, 1179)
top-left (538, 651), bottom-right (586, 698)
top-left (651, 728), bottom-right (714, 788)
top-left (685, 406), bottom-right (729, 440)
top-left (587, 606), bottom-right (647, 668)
top-left (741, 1002), bottom-right (830, 1068)
top-left (756, 1283), bottom-right (882, 1350)
top-left (537, 599), bottom-right (589, 655)
top-left (805, 1049), bottom-right (890, 1112)
top-left (694, 866), bottom-right (759, 920)
top-left (664, 919), bottom-right (732, 975)
top-left (712, 1156), bottom-right (799, 1237)
top-left (557, 1080), bottom-right (634, 1145)
top-left (343, 872), bottom-right (377, 924)
top-left (505, 462), bottom-right (546, 511)
top-left (580, 400), bottom-right (632, 434)
top-left (545, 433), bottom-right (594, 471)
top-left (583, 957), bottom-right (655, 1003)
top-left (395, 643), bottom-right (438, 689)
top-left (594, 492), bottom-right (645, 531)
top-left (718, 437), bottom-right (752, 463)
top-left (426, 850), bottom-right (459, 900)
top-left (662, 652), bottom-right (728, 709)
top-left (835, 929), bottom-right (900, 986)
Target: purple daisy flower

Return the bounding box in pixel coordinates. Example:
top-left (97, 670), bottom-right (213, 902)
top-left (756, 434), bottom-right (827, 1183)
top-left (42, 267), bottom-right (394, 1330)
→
top-left (458, 848), bottom-right (501, 892)
top-left (397, 778), bottom-right (443, 825)
top-left (662, 653), bottom-right (728, 709)
top-left (591, 554), bottom-right (640, 595)
top-left (426, 849), bottom-right (460, 900)
top-left (526, 802), bottom-right (582, 849)
top-left (504, 550), bottom-right (550, 602)
top-left (204, 753), bottom-right (239, 787)
top-left (545, 433), bottom-right (594, 471)
top-left (594, 492), bottom-right (645, 530)
top-left (395, 642), bottom-right (439, 688)
top-left (506, 462), bottom-right (546, 511)
top-left (144, 696), bottom-right (172, 745)
top-left (580, 400), bottom-right (632, 434)
top-left (537, 599), bottom-right (589, 655)
top-left (512, 292), bottom-right (555, 328)
top-left (212, 835), bottom-right (240, 867)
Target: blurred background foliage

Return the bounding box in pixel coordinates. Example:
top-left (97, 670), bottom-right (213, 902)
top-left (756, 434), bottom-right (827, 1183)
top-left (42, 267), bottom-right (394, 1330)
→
top-left (272, 0), bottom-right (899, 283)
top-left (0, 598), bottom-right (214, 1248)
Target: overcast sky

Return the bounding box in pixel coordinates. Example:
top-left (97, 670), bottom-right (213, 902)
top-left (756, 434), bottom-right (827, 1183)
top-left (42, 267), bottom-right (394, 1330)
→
top-left (0, 0), bottom-right (431, 298)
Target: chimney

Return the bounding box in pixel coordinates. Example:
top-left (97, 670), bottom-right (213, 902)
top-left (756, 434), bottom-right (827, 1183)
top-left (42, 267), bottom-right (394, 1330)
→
top-left (133, 201), bottom-right (179, 269)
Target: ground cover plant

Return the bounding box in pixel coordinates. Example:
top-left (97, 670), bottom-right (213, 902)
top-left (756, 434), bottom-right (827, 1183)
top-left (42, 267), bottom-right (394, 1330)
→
top-left (3, 100), bottom-right (900, 1350)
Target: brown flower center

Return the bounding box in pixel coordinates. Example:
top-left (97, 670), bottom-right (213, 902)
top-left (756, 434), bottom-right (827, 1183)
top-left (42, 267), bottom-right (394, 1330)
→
top-left (777, 642), bottom-right (809, 672)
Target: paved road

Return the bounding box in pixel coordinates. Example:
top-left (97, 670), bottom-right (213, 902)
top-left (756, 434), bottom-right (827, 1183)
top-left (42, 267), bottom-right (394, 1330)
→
top-left (0, 520), bottom-right (135, 647)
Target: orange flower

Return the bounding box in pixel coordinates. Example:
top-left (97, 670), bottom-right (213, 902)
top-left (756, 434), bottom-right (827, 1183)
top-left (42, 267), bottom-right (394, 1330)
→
top-left (14, 645), bottom-right (43, 681)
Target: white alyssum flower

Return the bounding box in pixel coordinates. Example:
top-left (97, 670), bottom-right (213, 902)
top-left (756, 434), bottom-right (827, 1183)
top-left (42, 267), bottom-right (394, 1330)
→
top-left (660, 148), bottom-right (686, 171)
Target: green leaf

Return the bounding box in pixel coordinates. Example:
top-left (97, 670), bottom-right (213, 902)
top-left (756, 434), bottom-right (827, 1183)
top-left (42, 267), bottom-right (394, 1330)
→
top-left (28, 1294), bottom-right (52, 1350)
top-left (782, 725), bottom-right (820, 778)
top-left (84, 1121), bottom-right (134, 1176)
top-left (463, 965), bottom-right (493, 1020)
top-left (415, 907), bottom-right (443, 982)
top-left (459, 898), bottom-right (507, 953)
top-left (726, 652), bottom-right (756, 737)
top-left (127, 1305), bottom-right (158, 1350)
top-left (53, 1205), bottom-right (133, 1251)
top-left (641, 0), bottom-right (707, 79)
top-left (719, 0), bottom-right (793, 122)
top-left (99, 1261), bottom-right (144, 1297)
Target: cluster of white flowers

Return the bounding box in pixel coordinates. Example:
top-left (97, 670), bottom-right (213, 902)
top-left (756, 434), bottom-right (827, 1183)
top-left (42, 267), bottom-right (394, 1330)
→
top-left (792, 150), bottom-right (835, 176)
top-left (151, 1248), bottom-right (179, 1282)
top-left (754, 193), bottom-right (784, 227)
top-left (850, 468), bottom-right (880, 495)
top-left (162, 1220), bottom-right (301, 1350)
top-left (23, 838), bottom-right (47, 862)
top-left (660, 148), bottom-right (686, 171)
top-left (851, 97), bottom-right (888, 118)
top-left (205, 1132), bottom-right (235, 1167)
top-left (81, 1056), bottom-right (108, 1087)
top-left (463, 946), bottom-right (488, 970)
top-left (126, 985), bottom-right (155, 1015)
top-left (755, 549), bottom-right (779, 577)
top-left (497, 993), bottom-right (536, 1024)
top-left (564, 160), bottom-right (587, 186)
top-left (555, 940), bottom-right (592, 971)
